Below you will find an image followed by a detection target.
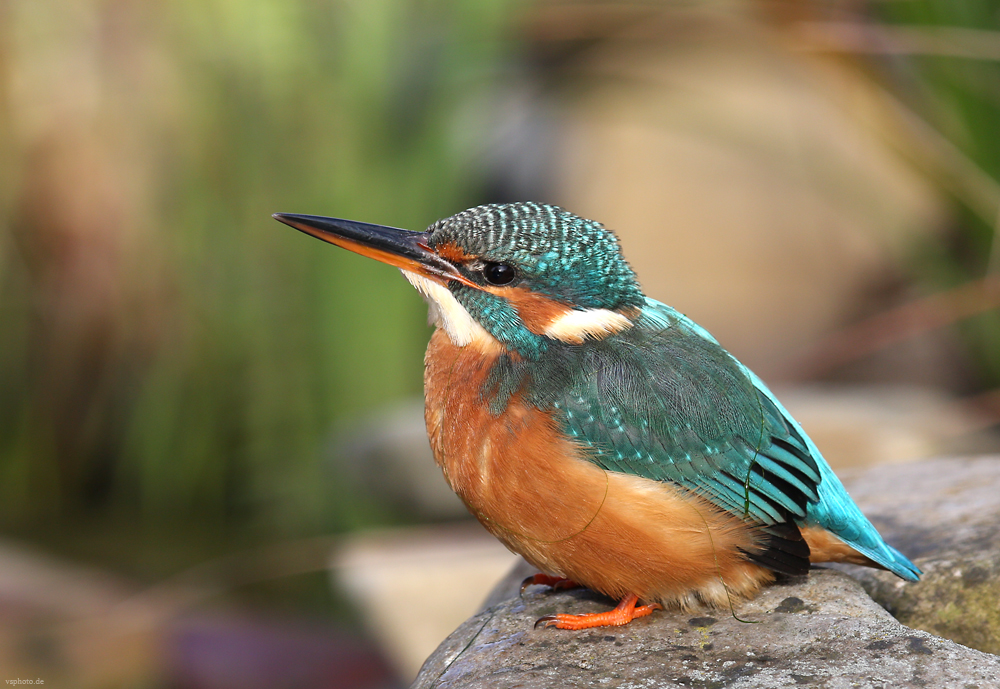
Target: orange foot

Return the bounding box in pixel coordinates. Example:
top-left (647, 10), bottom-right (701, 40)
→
top-left (535, 593), bottom-right (662, 630)
top-left (520, 573), bottom-right (581, 595)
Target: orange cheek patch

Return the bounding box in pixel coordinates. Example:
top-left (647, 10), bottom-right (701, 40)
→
top-left (493, 286), bottom-right (573, 335)
top-left (489, 286), bottom-right (637, 343)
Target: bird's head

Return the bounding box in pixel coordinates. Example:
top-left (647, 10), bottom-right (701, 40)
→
top-left (273, 202), bottom-right (645, 358)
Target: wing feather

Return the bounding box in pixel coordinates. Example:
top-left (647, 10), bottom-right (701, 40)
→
top-left (481, 298), bottom-right (920, 581)
top-left (547, 303), bottom-right (819, 530)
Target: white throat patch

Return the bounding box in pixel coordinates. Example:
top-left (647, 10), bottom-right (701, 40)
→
top-left (401, 270), bottom-right (499, 350)
top-left (401, 269), bottom-right (632, 349)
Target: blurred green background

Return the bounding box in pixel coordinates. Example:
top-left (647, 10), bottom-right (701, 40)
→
top-left (0, 0), bottom-right (516, 551)
top-left (1, 0), bottom-right (1000, 686)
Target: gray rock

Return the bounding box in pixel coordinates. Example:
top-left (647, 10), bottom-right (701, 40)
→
top-left (413, 456), bottom-right (1000, 688)
top-left (414, 568), bottom-right (999, 688)
top-left (836, 455), bottom-right (1000, 655)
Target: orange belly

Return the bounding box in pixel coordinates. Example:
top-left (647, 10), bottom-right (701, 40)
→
top-left (423, 330), bottom-right (776, 608)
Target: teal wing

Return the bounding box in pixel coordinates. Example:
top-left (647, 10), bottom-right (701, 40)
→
top-left (519, 299), bottom-right (919, 581)
top-left (736, 363), bottom-right (921, 581)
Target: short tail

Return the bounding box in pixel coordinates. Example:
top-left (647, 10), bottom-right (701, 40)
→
top-left (851, 539), bottom-right (921, 582)
top-left (800, 524), bottom-right (920, 581)
top-left (807, 464), bottom-right (921, 582)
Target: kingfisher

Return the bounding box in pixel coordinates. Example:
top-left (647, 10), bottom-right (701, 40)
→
top-left (274, 202), bottom-right (919, 630)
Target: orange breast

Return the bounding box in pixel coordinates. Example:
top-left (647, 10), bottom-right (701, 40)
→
top-left (423, 330), bottom-right (775, 608)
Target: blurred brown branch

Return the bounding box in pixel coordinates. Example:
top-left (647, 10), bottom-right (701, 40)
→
top-left (792, 21), bottom-right (1000, 61)
top-left (790, 274), bottom-right (1000, 379)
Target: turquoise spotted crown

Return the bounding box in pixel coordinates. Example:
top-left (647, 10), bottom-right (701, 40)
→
top-left (427, 202), bottom-right (645, 311)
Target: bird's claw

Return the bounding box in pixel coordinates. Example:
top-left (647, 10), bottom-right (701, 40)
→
top-left (533, 614), bottom-right (562, 629)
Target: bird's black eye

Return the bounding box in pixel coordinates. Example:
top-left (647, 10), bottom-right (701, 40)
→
top-left (481, 261), bottom-right (517, 286)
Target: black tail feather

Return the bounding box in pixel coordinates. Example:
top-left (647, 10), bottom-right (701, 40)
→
top-left (741, 522), bottom-right (811, 576)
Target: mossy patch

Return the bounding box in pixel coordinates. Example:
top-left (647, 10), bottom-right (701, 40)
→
top-left (865, 554), bottom-right (1000, 654)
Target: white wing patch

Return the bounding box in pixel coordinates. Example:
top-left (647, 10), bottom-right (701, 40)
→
top-left (543, 308), bottom-right (633, 344)
top-left (401, 270), bottom-right (501, 351)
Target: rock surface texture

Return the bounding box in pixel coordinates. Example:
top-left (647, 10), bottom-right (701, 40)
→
top-left (840, 456), bottom-right (1000, 656)
top-left (413, 456), bottom-right (1000, 688)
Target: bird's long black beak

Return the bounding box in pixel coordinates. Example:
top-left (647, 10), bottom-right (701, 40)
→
top-left (273, 213), bottom-right (471, 286)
